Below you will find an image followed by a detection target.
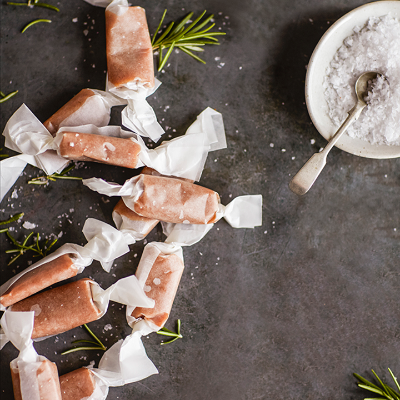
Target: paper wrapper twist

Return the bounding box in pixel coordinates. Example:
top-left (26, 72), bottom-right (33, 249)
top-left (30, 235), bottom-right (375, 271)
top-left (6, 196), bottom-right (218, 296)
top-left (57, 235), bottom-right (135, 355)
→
top-left (1, 311), bottom-right (62, 400)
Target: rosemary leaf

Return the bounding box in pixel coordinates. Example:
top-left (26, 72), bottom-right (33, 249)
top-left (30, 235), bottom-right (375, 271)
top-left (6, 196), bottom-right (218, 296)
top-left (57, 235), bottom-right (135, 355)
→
top-left (7, 1), bottom-right (59, 11)
top-left (161, 337), bottom-right (180, 345)
top-left (22, 19), bottom-right (52, 33)
top-left (33, 2), bottom-right (59, 11)
top-left (0, 212), bottom-right (24, 226)
top-left (151, 9), bottom-right (167, 45)
top-left (61, 346), bottom-right (104, 355)
top-left (389, 369), bottom-right (400, 392)
top-left (158, 42), bottom-right (176, 71)
top-left (0, 90), bottom-right (18, 103)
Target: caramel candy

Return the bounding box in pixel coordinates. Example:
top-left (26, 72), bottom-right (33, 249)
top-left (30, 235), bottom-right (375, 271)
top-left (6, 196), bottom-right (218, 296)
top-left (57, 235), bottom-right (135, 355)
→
top-left (113, 169), bottom-right (196, 239)
top-left (44, 89), bottom-right (96, 136)
top-left (58, 132), bottom-right (141, 168)
top-left (11, 358), bottom-right (62, 400)
top-left (0, 254), bottom-right (78, 308)
top-left (133, 175), bottom-right (220, 224)
top-left (11, 279), bottom-right (101, 339)
top-left (131, 252), bottom-right (184, 328)
top-left (59, 368), bottom-right (96, 400)
top-left (106, 6), bottom-right (154, 88)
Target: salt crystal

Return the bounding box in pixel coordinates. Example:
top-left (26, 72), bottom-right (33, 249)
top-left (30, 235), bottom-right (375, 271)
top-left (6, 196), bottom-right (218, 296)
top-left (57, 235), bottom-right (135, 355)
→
top-left (103, 324), bottom-right (112, 331)
top-left (23, 221), bottom-right (36, 229)
top-left (72, 17), bottom-right (78, 23)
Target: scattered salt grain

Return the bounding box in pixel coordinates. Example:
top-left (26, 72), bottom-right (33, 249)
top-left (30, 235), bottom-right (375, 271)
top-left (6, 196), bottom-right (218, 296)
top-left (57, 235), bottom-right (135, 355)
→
top-left (72, 17), bottom-right (78, 23)
top-left (269, 143), bottom-right (274, 148)
top-left (11, 189), bottom-right (18, 199)
top-left (310, 139), bottom-right (316, 145)
top-left (83, 29), bottom-right (89, 36)
top-left (23, 221), bottom-right (36, 229)
top-left (103, 324), bottom-right (112, 331)
top-left (323, 14), bottom-right (400, 145)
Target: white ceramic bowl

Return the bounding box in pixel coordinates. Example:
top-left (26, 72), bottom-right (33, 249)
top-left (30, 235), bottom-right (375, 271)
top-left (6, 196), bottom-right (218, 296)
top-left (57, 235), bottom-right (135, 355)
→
top-left (305, 1), bottom-right (400, 159)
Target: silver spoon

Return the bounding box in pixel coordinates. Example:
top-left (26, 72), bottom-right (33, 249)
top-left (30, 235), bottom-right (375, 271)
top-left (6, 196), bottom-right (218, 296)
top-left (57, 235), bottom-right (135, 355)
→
top-left (289, 71), bottom-right (382, 196)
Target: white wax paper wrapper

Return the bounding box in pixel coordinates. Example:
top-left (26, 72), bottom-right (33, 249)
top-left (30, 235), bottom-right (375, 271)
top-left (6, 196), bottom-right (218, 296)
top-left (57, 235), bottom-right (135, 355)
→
top-left (119, 81), bottom-right (164, 143)
top-left (90, 330), bottom-right (157, 387)
top-left (126, 242), bottom-right (183, 333)
top-left (0, 311), bottom-right (37, 358)
top-left (186, 107), bottom-right (227, 151)
top-left (81, 218), bottom-right (133, 271)
top-left (163, 195), bottom-right (263, 245)
top-left (91, 275), bottom-right (155, 318)
top-left (46, 89), bottom-right (125, 134)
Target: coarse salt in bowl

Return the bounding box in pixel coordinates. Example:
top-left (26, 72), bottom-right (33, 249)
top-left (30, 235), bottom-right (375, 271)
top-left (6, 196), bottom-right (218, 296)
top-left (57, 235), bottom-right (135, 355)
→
top-left (305, 1), bottom-right (400, 159)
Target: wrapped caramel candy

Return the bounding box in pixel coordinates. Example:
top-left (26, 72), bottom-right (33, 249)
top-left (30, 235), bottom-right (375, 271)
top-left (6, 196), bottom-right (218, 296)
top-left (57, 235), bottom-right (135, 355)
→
top-left (127, 242), bottom-right (184, 333)
top-left (2, 105), bottom-right (225, 190)
top-left (6, 275), bottom-right (154, 340)
top-left (112, 167), bottom-right (195, 241)
top-left (0, 218), bottom-right (133, 310)
top-left (84, 174), bottom-right (263, 229)
top-left (1, 311), bottom-right (62, 400)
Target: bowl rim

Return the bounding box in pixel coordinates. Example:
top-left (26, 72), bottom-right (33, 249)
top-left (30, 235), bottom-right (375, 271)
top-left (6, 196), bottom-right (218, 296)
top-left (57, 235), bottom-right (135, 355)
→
top-left (305, 0), bottom-right (400, 159)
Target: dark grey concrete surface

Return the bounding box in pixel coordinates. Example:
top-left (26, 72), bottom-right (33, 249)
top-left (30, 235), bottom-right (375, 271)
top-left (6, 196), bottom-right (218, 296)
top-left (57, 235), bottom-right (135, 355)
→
top-left (1, 0), bottom-right (399, 399)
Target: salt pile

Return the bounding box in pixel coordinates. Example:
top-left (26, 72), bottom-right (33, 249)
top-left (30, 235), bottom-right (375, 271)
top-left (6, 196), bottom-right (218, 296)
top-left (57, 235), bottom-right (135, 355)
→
top-left (323, 14), bottom-right (400, 146)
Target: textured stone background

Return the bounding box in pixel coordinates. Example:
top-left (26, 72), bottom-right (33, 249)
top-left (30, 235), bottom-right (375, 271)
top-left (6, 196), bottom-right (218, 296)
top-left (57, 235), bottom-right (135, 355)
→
top-left (0, 0), bottom-right (399, 399)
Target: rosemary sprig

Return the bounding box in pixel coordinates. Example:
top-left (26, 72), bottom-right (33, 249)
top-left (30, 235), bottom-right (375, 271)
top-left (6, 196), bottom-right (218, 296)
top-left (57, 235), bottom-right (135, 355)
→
top-left (61, 324), bottom-right (106, 355)
top-left (152, 10), bottom-right (225, 71)
top-left (354, 368), bottom-right (400, 400)
top-left (157, 319), bottom-right (183, 345)
top-left (22, 18), bottom-right (52, 33)
top-left (7, 0), bottom-right (59, 12)
top-left (28, 164), bottom-right (82, 185)
top-left (0, 90), bottom-right (18, 104)
top-left (5, 231), bottom-right (57, 265)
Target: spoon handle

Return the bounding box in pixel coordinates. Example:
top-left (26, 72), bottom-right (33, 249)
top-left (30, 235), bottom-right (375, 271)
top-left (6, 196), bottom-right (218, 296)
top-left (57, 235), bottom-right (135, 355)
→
top-left (289, 101), bottom-right (366, 196)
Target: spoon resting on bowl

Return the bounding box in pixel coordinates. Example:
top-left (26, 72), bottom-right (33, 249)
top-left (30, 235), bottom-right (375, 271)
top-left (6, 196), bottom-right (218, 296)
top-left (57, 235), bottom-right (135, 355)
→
top-left (289, 71), bottom-right (383, 196)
